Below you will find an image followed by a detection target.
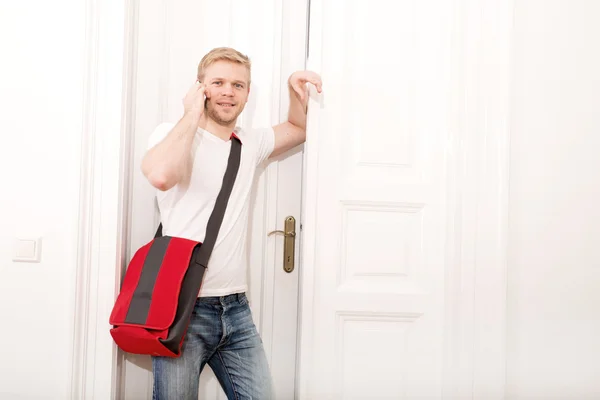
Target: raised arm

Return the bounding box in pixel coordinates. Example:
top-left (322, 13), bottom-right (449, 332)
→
top-left (271, 71), bottom-right (322, 158)
top-left (141, 82), bottom-right (208, 191)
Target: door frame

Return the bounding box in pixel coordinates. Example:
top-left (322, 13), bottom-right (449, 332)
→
top-left (441, 0), bottom-right (515, 397)
top-left (70, 0), bottom-right (515, 399)
top-left (69, 0), bottom-right (138, 398)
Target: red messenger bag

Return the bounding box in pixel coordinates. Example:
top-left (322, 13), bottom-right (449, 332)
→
top-left (109, 135), bottom-right (241, 357)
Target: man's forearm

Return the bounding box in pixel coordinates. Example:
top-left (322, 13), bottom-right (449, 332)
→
top-left (269, 71), bottom-right (322, 158)
top-left (141, 112), bottom-right (198, 191)
top-left (286, 82), bottom-right (308, 130)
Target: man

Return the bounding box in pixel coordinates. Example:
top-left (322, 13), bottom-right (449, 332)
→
top-left (141, 47), bottom-right (322, 399)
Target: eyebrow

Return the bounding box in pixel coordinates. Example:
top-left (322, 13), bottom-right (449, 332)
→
top-left (211, 77), bottom-right (247, 85)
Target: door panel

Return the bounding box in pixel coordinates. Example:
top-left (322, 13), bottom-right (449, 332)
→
top-left (299, 0), bottom-right (453, 397)
top-left (265, 1), bottom-right (310, 397)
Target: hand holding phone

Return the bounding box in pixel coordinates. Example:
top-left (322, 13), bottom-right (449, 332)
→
top-left (182, 81), bottom-right (210, 120)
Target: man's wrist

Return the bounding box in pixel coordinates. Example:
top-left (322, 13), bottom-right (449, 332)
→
top-left (182, 111), bottom-right (200, 128)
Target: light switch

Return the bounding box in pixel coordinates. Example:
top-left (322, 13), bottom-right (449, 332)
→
top-left (13, 237), bottom-right (42, 263)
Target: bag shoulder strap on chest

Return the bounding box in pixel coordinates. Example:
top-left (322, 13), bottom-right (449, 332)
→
top-left (154, 134), bottom-right (241, 266)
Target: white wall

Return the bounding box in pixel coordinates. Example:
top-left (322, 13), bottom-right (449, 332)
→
top-left (507, 1), bottom-right (600, 398)
top-left (0, 1), bottom-right (85, 399)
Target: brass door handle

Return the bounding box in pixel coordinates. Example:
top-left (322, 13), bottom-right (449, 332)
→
top-left (267, 216), bottom-right (296, 273)
top-left (267, 230), bottom-right (296, 238)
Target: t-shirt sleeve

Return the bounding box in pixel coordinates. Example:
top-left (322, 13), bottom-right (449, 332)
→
top-left (146, 122), bottom-right (177, 205)
top-left (147, 122), bottom-right (175, 150)
top-left (254, 126), bottom-right (275, 165)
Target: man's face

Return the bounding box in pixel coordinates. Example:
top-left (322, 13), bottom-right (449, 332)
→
top-left (202, 60), bottom-right (250, 126)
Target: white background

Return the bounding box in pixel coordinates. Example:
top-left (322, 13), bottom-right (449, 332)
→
top-left (0, 0), bottom-right (599, 398)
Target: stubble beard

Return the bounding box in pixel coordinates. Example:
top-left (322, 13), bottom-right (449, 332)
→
top-left (205, 101), bottom-right (241, 126)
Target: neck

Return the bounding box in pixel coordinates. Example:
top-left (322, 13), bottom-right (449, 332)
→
top-left (198, 114), bottom-right (236, 140)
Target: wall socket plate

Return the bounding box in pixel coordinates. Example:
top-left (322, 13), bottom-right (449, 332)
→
top-left (13, 237), bottom-right (42, 263)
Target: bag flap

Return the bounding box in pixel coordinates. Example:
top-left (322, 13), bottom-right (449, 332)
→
top-left (110, 236), bottom-right (201, 330)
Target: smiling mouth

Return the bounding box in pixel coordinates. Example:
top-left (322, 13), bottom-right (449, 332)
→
top-left (217, 103), bottom-right (235, 108)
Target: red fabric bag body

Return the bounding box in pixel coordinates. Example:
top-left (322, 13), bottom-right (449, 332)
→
top-left (109, 135), bottom-right (241, 357)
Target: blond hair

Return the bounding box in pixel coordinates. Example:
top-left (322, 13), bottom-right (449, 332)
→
top-left (197, 47), bottom-right (251, 84)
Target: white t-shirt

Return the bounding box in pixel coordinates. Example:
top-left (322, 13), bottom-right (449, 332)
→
top-left (146, 122), bottom-right (275, 297)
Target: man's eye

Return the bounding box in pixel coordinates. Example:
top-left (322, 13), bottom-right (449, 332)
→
top-left (235, 84), bottom-right (243, 89)
top-left (213, 81), bottom-right (221, 85)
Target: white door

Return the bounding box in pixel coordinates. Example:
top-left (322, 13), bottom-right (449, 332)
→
top-left (297, 0), bottom-right (453, 397)
top-left (122, 0), bottom-right (305, 399)
top-left (260, 1), bottom-right (310, 398)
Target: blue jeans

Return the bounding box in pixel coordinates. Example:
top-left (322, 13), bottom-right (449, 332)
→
top-left (152, 293), bottom-right (273, 399)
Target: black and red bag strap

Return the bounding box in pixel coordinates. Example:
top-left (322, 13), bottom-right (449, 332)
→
top-left (153, 133), bottom-right (242, 268)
